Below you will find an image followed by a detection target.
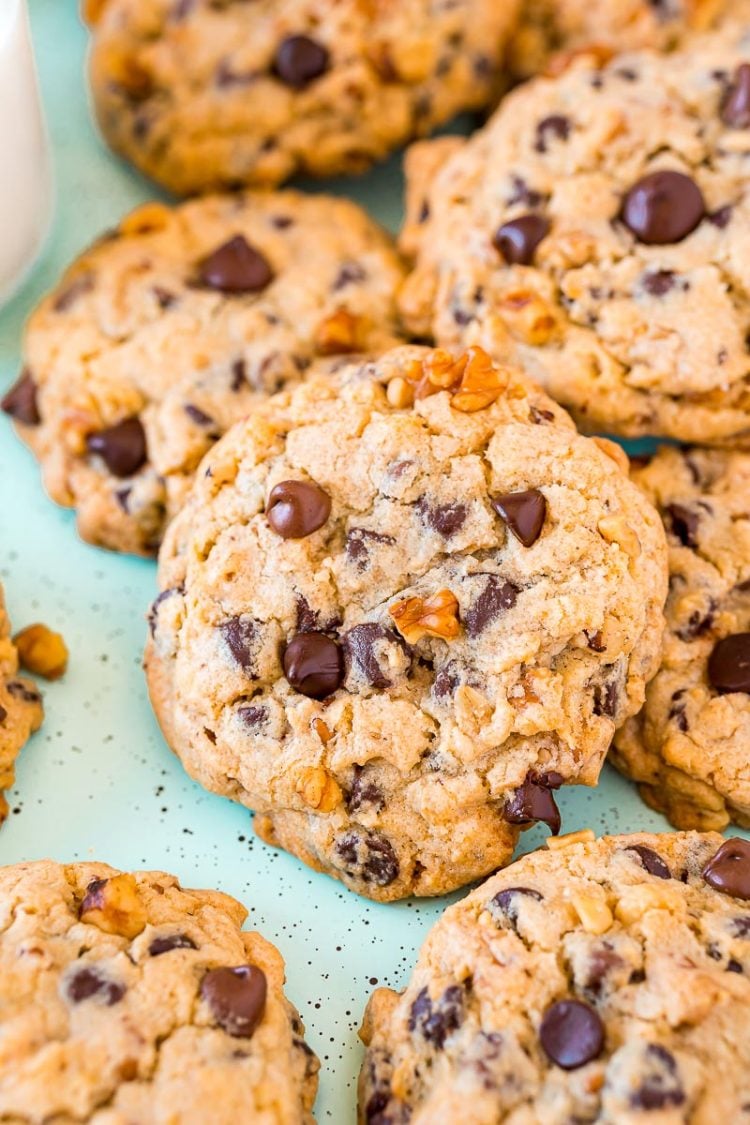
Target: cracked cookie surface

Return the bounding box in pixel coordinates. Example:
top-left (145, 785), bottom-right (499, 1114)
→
top-left (146, 344), bottom-right (667, 901)
top-left (2, 190), bottom-right (404, 555)
top-left (0, 586), bottom-right (43, 825)
top-left (359, 830), bottom-right (750, 1124)
top-left (84, 0), bottom-right (520, 195)
top-left (611, 446), bottom-right (750, 832)
top-left (400, 18), bottom-right (750, 446)
top-left (0, 859), bottom-right (318, 1123)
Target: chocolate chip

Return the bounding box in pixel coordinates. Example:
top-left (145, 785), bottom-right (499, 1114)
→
top-left (417, 498), bottom-right (467, 538)
top-left (153, 286), bottom-right (176, 309)
top-left (666, 503), bottom-right (700, 548)
top-left (65, 966), bottom-right (125, 1006)
top-left (625, 844), bottom-right (671, 879)
top-left (346, 764), bottom-right (385, 814)
top-left (6, 681), bottom-right (41, 704)
top-left (727, 959), bottom-right (744, 973)
top-left (335, 830), bottom-right (399, 886)
top-left (199, 235), bottom-right (274, 293)
top-left (200, 965), bottom-right (267, 1038)
top-left (586, 630), bottom-right (606, 653)
top-left (584, 945), bottom-right (625, 996)
top-left (149, 933), bottom-right (197, 956)
top-left (53, 272), bottom-right (94, 313)
top-left (593, 680), bottom-right (618, 719)
top-left (493, 214), bottom-right (550, 265)
top-left (710, 204), bottom-right (733, 229)
top-left (148, 585), bottom-right (183, 637)
top-left (345, 527), bottom-right (395, 570)
top-left (621, 171), bottom-right (705, 245)
top-left (708, 634), bottom-right (750, 694)
top-left (266, 480), bottom-right (331, 539)
top-left (631, 1045), bottom-right (686, 1110)
top-left (491, 489), bottom-right (547, 547)
top-left (721, 63), bottom-right (750, 128)
top-left (539, 999), bottom-right (604, 1069)
top-left (530, 405), bottom-right (555, 424)
top-left (465, 577), bottom-right (519, 637)
top-left (642, 269), bottom-right (676, 296)
top-left (488, 886), bottom-right (542, 930)
top-left (0, 705), bottom-right (6, 724)
top-left (219, 617), bottom-right (257, 674)
top-left (86, 417), bottom-right (147, 477)
top-left (1, 370), bottom-right (40, 425)
top-left (274, 35), bottom-right (329, 88)
top-left (732, 916), bottom-right (750, 938)
top-left (333, 262), bottom-right (367, 290)
top-left (237, 704), bottom-right (267, 730)
top-left (702, 838), bottom-right (750, 900)
top-left (535, 114), bottom-right (571, 153)
top-left (343, 623), bottom-right (402, 689)
top-left (184, 403), bottom-right (216, 428)
top-left (504, 772), bottom-right (562, 835)
top-left (506, 176), bottom-right (546, 209)
top-left (432, 663), bottom-right (459, 700)
top-left (408, 984), bottom-right (465, 1048)
top-left (283, 632), bottom-right (343, 699)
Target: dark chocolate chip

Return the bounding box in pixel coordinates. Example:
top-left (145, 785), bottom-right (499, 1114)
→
top-left (465, 577), bottom-right (519, 637)
top-left (86, 417), bottom-right (147, 477)
top-left (666, 503), bottom-right (700, 548)
top-left (417, 498), bottom-right (467, 538)
top-left (335, 830), bottom-right (399, 886)
top-left (266, 480), bottom-right (331, 539)
top-left (702, 838), bottom-right (750, 900)
top-left (504, 773), bottom-right (562, 835)
top-left (345, 527), bottom-right (395, 570)
top-left (621, 171), bottom-right (705, 245)
top-left (408, 984), bottom-right (465, 1048)
top-left (1, 370), bottom-right (40, 425)
top-left (219, 616), bottom-right (257, 674)
top-left (709, 204), bottom-right (733, 229)
top-left (148, 585), bottom-right (183, 637)
top-left (184, 403), bottom-right (216, 427)
top-left (631, 1044), bottom-right (686, 1110)
top-left (0, 705), bottom-right (6, 724)
top-left (237, 704), bottom-right (267, 730)
top-left (65, 966), bottom-right (125, 1006)
top-left (274, 35), bottom-right (329, 88)
top-left (432, 663), bottom-right (459, 700)
top-left (732, 916), bottom-right (750, 938)
top-left (593, 680), bottom-right (618, 719)
top-left (200, 965), bottom-right (267, 1038)
top-left (199, 235), bottom-right (274, 294)
top-left (506, 176), bottom-right (546, 208)
top-left (489, 886), bottom-right (542, 930)
top-left (584, 945), bottom-right (625, 996)
top-left (283, 632), bottom-right (343, 699)
top-left (530, 405), bottom-right (555, 424)
top-left (642, 269), bottom-right (676, 296)
top-left (721, 63), bottom-right (750, 128)
top-left (625, 844), bottom-right (671, 879)
top-left (535, 114), bottom-right (571, 153)
top-left (345, 764), bottom-right (385, 814)
top-left (539, 999), bottom-right (604, 1069)
top-left (333, 261), bottom-right (367, 290)
top-left (493, 214), bottom-right (550, 265)
top-left (343, 623), bottom-right (400, 689)
top-left (491, 489), bottom-right (547, 547)
top-left (6, 681), bottom-right (41, 704)
top-left (727, 959), bottom-right (744, 973)
top-left (708, 634), bottom-right (750, 694)
top-left (149, 933), bottom-right (198, 956)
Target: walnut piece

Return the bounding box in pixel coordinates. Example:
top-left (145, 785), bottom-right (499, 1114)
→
top-left (497, 290), bottom-right (557, 345)
top-left (296, 766), bottom-right (342, 812)
top-left (119, 202), bottom-right (171, 237)
top-left (393, 346), bottom-right (509, 413)
top-left (389, 589), bottom-right (460, 644)
top-left (314, 308), bottom-right (362, 355)
top-left (79, 873), bottom-right (147, 939)
top-left (13, 624), bottom-right (68, 681)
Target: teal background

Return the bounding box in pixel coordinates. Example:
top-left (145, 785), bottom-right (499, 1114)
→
top-left (0, 5), bottom-right (742, 1120)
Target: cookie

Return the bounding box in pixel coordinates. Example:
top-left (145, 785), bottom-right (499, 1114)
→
top-left (611, 446), bottom-right (750, 832)
top-left (145, 343), bottom-right (667, 902)
top-left (508, 0), bottom-right (725, 79)
top-left (1, 191), bottom-right (405, 555)
top-left (359, 829), bottom-right (750, 1124)
top-left (83, 0), bottom-right (520, 195)
top-left (0, 586), bottom-right (43, 824)
top-left (0, 859), bottom-right (318, 1123)
top-left (399, 19), bottom-right (750, 446)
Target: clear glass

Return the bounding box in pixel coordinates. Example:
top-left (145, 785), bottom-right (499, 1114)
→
top-left (0, 0), bottom-right (53, 305)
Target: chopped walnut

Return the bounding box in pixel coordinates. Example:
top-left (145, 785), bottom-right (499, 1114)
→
top-left (314, 308), bottom-right (362, 355)
top-left (394, 346), bottom-right (509, 413)
top-left (570, 891), bottom-right (614, 935)
top-left (592, 437), bottom-right (630, 474)
top-left (497, 290), bottom-right (557, 345)
top-left (546, 829), bottom-right (596, 850)
top-left (296, 766), bottom-right (342, 812)
top-left (119, 202), bottom-right (171, 237)
top-left (597, 516), bottom-right (641, 559)
top-left (545, 42), bottom-right (615, 78)
top-left (13, 624), bottom-right (68, 681)
top-left (310, 718), bottom-right (332, 745)
top-left (79, 873), bottom-right (147, 939)
top-left (389, 589), bottom-right (460, 644)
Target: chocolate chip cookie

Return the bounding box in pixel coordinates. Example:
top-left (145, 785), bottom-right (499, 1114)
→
top-left (359, 829), bottom-right (750, 1123)
top-left (83, 0), bottom-right (520, 195)
top-left (146, 343), bottom-right (667, 901)
top-left (0, 586), bottom-right (43, 825)
top-left (400, 18), bottom-right (750, 446)
top-left (2, 191), bottom-right (404, 555)
top-left (611, 446), bottom-right (750, 832)
top-left (508, 0), bottom-right (724, 79)
top-left (0, 859), bottom-right (318, 1122)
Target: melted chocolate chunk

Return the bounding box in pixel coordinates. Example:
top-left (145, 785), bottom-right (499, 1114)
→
top-left (65, 966), bottom-right (125, 1006)
top-left (465, 577), bottom-right (519, 637)
top-left (408, 984), bottom-right (465, 1048)
top-left (283, 632), bottom-right (343, 699)
top-left (493, 214), bottom-right (550, 265)
top-left (642, 269), bottom-right (677, 296)
top-left (539, 999), bottom-right (604, 1069)
top-left (624, 844), bottom-right (672, 879)
top-left (6, 681), bottom-right (41, 704)
top-left (149, 933), bottom-right (197, 956)
top-left (1, 370), bottom-right (40, 425)
top-left (147, 585), bottom-right (183, 637)
top-left (631, 1045), bottom-right (686, 1110)
top-left (333, 261), bottom-right (367, 290)
top-left (593, 679), bottom-right (618, 719)
top-left (237, 704), bottom-right (267, 730)
top-left (666, 503), bottom-right (700, 548)
top-left (199, 235), bottom-right (274, 293)
top-left (535, 114), bottom-right (571, 153)
top-left (488, 886), bottom-right (542, 930)
top-left (345, 527), bottom-right (396, 570)
top-left (504, 772), bottom-right (562, 835)
top-left (86, 417), bottom-right (147, 477)
top-left (266, 480), bottom-right (331, 539)
top-left (334, 830), bottom-right (399, 886)
top-left (184, 403), bottom-right (216, 428)
top-left (219, 617), bottom-right (258, 674)
top-left (346, 764), bottom-right (386, 814)
top-left (491, 489), bottom-right (547, 547)
top-left (721, 63), bottom-right (750, 128)
top-left (708, 634), bottom-right (750, 694)
top-left (200, 965), bottom-right (267, 1038)
top-left (417, 498), bottom-right (467, 538)
top-left (621, 171), bottom-right (705, 245)
top-left (702, 838), bottom-right (750, 900)
top-left (274, 35), bottom-right (329, 88)
top-left (343, 623), bottom-right (404, 689)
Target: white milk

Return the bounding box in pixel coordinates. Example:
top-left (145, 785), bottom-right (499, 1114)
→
top-left (0, 0), bottom-right (52, 304)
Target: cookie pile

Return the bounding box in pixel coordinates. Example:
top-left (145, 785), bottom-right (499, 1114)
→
top-left (2, 0), bottom-right (750, 1118)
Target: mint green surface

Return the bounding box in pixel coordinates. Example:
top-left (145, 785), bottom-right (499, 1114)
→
top-left (0, 5), bottom-right (743, 1121)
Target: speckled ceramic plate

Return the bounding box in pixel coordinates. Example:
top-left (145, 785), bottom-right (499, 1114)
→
top-left (1, 5), bottom-right (746, 1121)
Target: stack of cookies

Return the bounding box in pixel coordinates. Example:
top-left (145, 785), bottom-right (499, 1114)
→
top-left (2, 0), bottom-right (750, 1119)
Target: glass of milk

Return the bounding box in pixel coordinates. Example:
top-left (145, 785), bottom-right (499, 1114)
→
top-left (0, 0), bottom-right (52, 305)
